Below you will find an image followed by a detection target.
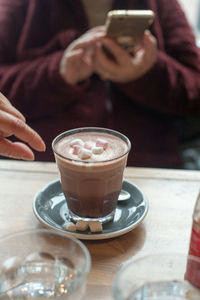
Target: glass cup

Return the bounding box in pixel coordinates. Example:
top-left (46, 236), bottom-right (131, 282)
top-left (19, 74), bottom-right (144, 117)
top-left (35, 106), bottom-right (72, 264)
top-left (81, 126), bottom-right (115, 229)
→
top-left (112, 253), bottom-right (200, 300)
top-left (0, 229), bottom-right (91, 299)
top-left (52, 127), bottom-right (131, 223)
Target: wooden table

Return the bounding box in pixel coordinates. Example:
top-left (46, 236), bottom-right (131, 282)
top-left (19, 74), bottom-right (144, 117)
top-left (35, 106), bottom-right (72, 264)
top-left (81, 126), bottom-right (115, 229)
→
top-left (0, 159), bottom-right (200, 299)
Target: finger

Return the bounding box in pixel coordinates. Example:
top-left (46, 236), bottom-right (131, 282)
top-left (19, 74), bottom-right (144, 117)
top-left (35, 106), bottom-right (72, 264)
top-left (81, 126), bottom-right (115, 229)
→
top-left (0, 130), bottom-right (11, 137)
top-left (65, 48), bottom-right (84, 60)
top-left (72, 32), bottom-right (105, 51)
top-left (61, 49), bottom-right (84, 84)
top-left (0, 138), bottom-right (35, 160)
top-left (87, 26), bottom-right (105, 34)
top-left (142, 31), bottom-right (157, 62)
top-left (100, 38), bottom-right (130, 65)
top-left (68, 47), bottom-right (94, 67)
top-left (94, 41), bottom-right (123, 77)
top-left (94, 42), bottom-right (115, 70)
top-left (143, 31), bottom-right (157, 54)
top-left (0, 110), bottom-right (46, 152)
top-left (82, 46), bottom-right (96, 67)
top-left (0, 92), bottom-right (26, 122)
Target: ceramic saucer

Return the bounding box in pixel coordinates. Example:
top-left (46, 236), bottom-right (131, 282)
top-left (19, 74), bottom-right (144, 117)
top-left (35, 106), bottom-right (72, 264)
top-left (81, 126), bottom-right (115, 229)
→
top-left (33, 179), bottom-right (148, 240)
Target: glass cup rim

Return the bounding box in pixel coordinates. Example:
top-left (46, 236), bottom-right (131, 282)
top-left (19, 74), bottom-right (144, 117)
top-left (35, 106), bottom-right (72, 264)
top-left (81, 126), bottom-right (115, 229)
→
top-left (113, 252), bottom-right (200, 278)
top-left (0, 228), bottom-right (91, 276)
top-left (52, 127), bottom-right (131, 164)
top-left (112, 252), bottom-right (200, 298)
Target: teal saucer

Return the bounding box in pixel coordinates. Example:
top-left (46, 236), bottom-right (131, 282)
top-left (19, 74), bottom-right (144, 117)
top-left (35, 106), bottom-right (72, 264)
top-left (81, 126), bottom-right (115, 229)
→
top-left (33, 179), bottom-right (148, 240)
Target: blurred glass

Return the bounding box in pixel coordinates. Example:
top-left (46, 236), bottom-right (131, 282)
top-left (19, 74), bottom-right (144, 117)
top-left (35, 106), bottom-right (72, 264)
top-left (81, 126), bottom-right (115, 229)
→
top-left (112, 253), bottom-right (200, 300)
top-left (0, 229), bottom-right (91, 299)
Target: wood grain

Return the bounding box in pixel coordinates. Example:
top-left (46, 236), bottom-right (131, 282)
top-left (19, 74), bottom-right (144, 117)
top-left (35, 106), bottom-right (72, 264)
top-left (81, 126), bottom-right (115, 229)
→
top-left (0, 159), bottom-right (199, 299)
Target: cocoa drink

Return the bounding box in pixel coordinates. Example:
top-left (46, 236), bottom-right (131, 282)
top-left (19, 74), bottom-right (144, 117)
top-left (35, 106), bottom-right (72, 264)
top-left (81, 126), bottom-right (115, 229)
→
top-left (52, 127), bottom-right (131, 223)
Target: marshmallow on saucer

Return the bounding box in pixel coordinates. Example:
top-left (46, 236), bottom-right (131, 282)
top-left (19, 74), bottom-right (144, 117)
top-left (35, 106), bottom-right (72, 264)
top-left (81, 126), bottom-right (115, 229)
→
top-left (76, 220), bottom-right (89, 231)
top-left (63, 222), bottom-right (76, 232)
top-left (89, 221), bottom-right (102, 233)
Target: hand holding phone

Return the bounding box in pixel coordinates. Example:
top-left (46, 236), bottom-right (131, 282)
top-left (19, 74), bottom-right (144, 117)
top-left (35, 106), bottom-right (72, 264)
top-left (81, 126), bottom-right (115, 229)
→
top-left (105, 10), bottom-right (155, 53)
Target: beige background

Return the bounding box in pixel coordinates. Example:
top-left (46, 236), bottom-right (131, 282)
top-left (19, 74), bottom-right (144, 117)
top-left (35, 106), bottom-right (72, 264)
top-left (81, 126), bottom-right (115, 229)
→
top-left (178, 0), bottom-right (199, 31)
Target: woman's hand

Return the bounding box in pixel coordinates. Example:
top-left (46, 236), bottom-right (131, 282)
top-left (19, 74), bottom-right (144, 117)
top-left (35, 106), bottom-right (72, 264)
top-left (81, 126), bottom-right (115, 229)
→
top-left (59, 27), bottom-right (105, 85)
top-left (0, 93), bottom-right (46, 160)
top-left (94, 31), bottom-right (157, 83)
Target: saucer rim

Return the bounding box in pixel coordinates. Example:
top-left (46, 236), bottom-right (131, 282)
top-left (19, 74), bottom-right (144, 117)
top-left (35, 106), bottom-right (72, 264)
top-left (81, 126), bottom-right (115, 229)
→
top-left (33, 179), bottom-right (148, 240)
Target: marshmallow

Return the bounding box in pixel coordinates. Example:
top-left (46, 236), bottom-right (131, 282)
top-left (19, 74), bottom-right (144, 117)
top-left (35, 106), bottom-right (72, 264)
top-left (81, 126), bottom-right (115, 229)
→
top-left (72, 145), bottom-right (81, 155)
top-left (92, 146), bottom-right (104, 154)
top-left (96, 138), bottom-right (108, 150)
top-left (63, 222), bottom-right (76, 232)
top-left (78, 148), bottom-right (92, 160)
top-left (84, 142), bottom-right (93, 150)
top-left (76, 220), bottom-right (89, 231)
top-left (70, 139), bottom-right (84, 147)
top-left (89, 221), bottom-right (103, 233)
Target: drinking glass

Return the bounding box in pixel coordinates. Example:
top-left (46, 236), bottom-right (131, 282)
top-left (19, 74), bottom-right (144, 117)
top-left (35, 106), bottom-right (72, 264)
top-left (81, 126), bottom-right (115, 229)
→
top-left (0, 229), bottom-right (91, 299)
top-left (52, 127), bottom-right (131, 223)
top-left (112, 253), bottom-right (200, 300)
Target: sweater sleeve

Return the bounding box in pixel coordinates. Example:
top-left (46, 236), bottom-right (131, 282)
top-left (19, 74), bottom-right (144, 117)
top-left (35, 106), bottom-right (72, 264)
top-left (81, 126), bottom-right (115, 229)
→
top-left (115, 0), bottom-right (200, 117)
top-left (0, 51), bottom-right (91, 120)
top-left (0, 0), bottom-right (90, 120)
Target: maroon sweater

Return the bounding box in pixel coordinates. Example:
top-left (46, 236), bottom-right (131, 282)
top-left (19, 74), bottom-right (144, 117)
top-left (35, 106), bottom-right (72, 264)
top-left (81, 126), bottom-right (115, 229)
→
top-left (0, 0), bottom-right (200, 167)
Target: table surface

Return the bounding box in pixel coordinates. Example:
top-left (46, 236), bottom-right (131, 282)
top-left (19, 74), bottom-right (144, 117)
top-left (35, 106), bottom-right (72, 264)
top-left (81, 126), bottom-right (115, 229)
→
top-left (0, 159), bottom-right (200, 299)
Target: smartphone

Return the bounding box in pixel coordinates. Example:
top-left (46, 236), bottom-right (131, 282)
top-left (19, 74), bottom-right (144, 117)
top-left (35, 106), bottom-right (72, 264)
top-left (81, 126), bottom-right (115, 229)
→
top-left (105, 10), bottom-right (154, 52)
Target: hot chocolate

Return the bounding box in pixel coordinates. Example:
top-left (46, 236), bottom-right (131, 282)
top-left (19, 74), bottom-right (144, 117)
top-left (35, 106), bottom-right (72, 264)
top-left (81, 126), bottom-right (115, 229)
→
top-left (52, 128), bottom-right (131, 223)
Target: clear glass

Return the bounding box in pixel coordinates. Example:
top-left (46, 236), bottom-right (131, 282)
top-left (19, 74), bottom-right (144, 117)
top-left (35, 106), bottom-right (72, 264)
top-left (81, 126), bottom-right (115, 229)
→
top-left (0, 229), bottom-right (91, 299)
top-left (52, 127), bottom-right (131, 223)
top-left (112, 253), bottom-right (200, 300)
